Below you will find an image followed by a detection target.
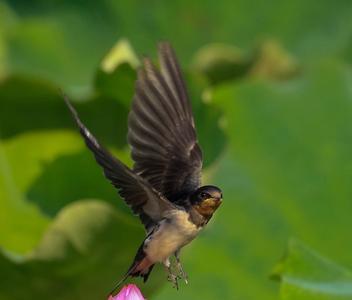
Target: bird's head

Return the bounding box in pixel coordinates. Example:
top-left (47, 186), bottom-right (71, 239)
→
top-left (190, 185), bottom-right (222, 217)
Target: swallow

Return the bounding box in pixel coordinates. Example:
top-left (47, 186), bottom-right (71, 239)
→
top-left (63, 42), bottom-right (222, 292)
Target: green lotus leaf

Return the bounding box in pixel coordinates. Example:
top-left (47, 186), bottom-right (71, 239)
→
top-left (154, 61), bottom-right (352, 300)
top-left (2, 1), bottom-right (352, 93)
top-left (0, 200), bottom-right (163, 300)
top-left (0, 131), bottom-right (81, 253)
top-left (0, 76), bottom-right (129, 147)
top-left (273, 239), bottom-right (352, 300)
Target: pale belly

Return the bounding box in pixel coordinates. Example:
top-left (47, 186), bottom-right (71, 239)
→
top-left (144, 211), bottom-right (201, 263)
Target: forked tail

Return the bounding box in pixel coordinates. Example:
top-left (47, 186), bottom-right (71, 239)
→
top-left (109, 247), bottom-right (155, 295)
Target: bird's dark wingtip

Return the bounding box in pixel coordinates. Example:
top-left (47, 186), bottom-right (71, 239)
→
top-left (60, 91), bottom-right (88, 136)
top-left (61, 91), bottom-right (78, 120)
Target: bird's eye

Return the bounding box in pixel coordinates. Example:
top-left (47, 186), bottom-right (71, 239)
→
top-left (200, 192), bottom-right (209, 199)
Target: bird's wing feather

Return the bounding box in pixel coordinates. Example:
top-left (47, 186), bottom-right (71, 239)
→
top-left (64, 95), bottom-right (176, 231)
top-left (128, 42), bottom-right (203, 202)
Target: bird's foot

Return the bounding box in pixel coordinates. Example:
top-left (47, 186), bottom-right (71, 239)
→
top-left (164, 260), bottom-right (179, 290)
top-left (176, 261), bottom-right (189, 284)
top-left (167, 272), bottom-right (179, 289)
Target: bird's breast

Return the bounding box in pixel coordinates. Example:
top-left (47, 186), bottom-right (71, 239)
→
top-left (144, 210), bottom-right (200, 263)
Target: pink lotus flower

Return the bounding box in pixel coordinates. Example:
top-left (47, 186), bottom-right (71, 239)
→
top-left (108, 284), bottom-right (146, 300)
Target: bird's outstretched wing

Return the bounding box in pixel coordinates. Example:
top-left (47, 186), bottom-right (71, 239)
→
top-left (64, 95), bottom-right (176, 231)
top-left (128, 42), bottom-right (203, 203)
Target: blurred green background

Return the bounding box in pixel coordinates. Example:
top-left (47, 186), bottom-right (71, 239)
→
top-left (1, 1), bottom-right (352, 299)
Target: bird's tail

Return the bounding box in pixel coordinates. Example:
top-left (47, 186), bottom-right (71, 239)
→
top-left (110, 246), bottom-right (155, 295)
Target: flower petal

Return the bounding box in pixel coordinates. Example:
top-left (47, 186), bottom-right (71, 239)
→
top-left (108, 284), bottom-right (145, 300)
top-left (125, 284), bottom-right (145, 300)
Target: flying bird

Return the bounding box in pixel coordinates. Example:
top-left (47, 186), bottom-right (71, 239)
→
top-left (64, 42), bottom-right (222, 292)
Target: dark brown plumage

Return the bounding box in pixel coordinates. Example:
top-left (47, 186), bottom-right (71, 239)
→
top-left (63, 42), bottom-right (222, 293)
top-left (64, 96), bottom-right (176, 226)
top-left (128, 43), bottom-right (203, 204)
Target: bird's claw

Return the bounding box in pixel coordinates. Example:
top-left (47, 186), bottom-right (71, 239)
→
top-left (176, 261), bottom-right (188, 284)
top-left (167, 273), bottom-right (179, 289)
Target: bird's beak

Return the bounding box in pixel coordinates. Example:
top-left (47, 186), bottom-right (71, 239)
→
top-left (200, 197), bottom-right (222, 210)
top-left (210, 197), bottom-right (222, 208)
